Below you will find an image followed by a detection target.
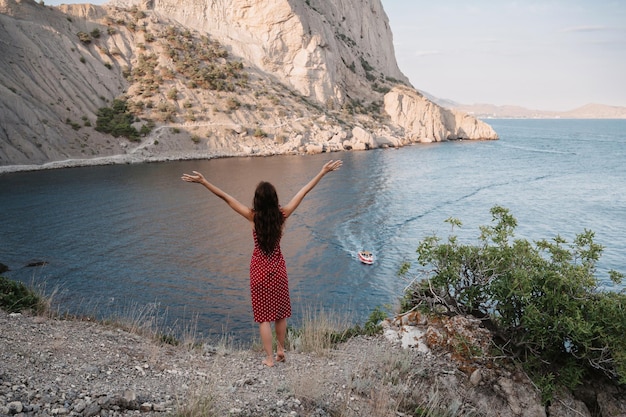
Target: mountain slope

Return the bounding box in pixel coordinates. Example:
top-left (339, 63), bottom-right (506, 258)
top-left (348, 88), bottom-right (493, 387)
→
top-left (0, 0), bottom-right (497, 170)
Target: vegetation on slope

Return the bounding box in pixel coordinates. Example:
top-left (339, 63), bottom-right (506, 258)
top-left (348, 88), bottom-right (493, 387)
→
top-left (0, 275), bottom-right (48, 314)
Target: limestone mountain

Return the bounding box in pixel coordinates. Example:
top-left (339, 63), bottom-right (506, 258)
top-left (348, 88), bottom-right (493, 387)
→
top-left (0, 0), bottom-right (498, 170)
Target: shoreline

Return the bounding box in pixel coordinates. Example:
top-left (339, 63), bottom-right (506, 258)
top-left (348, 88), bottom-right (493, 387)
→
top-left (0, 147), bottom-right (350, 175)
top-left (0, 151), bottom-right (234, 174)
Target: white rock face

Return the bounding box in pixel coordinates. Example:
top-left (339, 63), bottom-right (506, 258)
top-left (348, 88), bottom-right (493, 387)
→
top-left (384, 86), bottom-right (498, 142)
top-left (123, 0), bottom-right (409, 105)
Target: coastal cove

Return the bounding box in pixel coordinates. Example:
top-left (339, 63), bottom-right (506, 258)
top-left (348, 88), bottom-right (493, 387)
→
top-left (1, 119), bottom-right (624, 343)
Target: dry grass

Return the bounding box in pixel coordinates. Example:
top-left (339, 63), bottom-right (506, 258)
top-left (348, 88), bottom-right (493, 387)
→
top-left (172, 385), bottom-right (217, 417)
top-left (103, 301), bottom-right (165, 337)
top-left (287, 366), bottom-right (333, 411)
top-left (287, 304), bottom-right (354, 354)
top-left (32, 279), bottom-right (59, 317)
top-left (285, 343), bottom-right (468, 417)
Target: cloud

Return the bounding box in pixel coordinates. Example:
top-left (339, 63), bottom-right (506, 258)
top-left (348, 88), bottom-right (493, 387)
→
top-left (560, 25), bottom-right (609, 33)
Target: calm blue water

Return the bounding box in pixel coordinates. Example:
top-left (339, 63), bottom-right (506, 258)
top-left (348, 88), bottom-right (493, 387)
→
top-left (1, 119), bottom-right (624, 342)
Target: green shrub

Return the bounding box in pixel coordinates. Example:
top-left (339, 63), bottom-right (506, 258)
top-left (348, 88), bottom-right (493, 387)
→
top-left (65, 118), bottom-right (81, 130)
top-left (95, 99), bottom-right (139, 140)
top-left (77, 31), bottom-right (91, 44)
top-left (326, 306), bottom-right (388, 345)
top-left (167, 87), bottom-right (178, 100)
top-left (225, 98), bottom-right (240, 111)
top-left (0, 276), bottom-right (46, 314)
top-left (401, 206), bottom-right (626, 400)
top-left (253, 128), bottom-right (267, 138)
top-left (139, 122), bottom-right (153, 136)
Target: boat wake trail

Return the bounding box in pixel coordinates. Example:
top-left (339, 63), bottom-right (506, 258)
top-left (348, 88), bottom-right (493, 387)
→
top-left (500, 143), bottom-right (577, 155)
top-left (390, 174), bottom-right (552, 231)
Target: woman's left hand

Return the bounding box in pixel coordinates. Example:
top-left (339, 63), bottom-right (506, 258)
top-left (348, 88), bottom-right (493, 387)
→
top-left (322, 160), bottom-right (342, 174)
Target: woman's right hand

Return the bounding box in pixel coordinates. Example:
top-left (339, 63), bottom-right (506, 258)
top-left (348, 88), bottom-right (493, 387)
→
top-left (181, 171), bottom-right (206, 184)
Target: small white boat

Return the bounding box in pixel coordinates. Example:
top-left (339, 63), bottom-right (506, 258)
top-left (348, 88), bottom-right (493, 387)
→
top-left (358, 250), bottom-right (374, 265)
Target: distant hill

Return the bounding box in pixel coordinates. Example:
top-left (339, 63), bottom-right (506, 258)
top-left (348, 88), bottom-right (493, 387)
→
top-left (420, 91), bottom-right (626, 119)
top-left (560, 103), bottom-right (626, 119)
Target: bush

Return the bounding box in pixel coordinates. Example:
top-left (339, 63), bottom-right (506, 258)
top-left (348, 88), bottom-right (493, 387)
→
top-left (253, 128), bottom-right (267, 138)
top-left (77, 31), bottom-right (91, 44)
top-left (95, 99), bottom-right (139, 140)
top-left (401, 206), bottom-right (625, 400)
top-left (225, 98), bottom-right (240, 111)
top-left (0, 276), bottom-right (46, 314)
top-left (167, 87), bottom-right (178, 100)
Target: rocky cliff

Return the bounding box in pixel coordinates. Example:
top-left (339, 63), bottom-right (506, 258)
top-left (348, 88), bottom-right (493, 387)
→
top-left (0, 0), bottom-right (498, 170)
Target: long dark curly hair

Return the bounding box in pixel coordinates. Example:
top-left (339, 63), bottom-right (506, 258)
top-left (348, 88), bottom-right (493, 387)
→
top-left (253, 181), bottom-right (285, 255)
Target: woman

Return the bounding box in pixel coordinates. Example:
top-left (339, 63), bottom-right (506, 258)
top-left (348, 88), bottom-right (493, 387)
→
top-left (182, 160), bottom-right (342, 367)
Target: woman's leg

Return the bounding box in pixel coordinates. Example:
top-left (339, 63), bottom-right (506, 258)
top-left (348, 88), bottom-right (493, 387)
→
top-left (259, 321), bottom-right (274, 366)
top-left (275, 318), bottom-right (287, 361)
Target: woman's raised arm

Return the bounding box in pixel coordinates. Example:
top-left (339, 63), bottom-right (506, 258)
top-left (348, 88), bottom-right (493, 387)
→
top-left (182, 171), bottom-right (254, 221)
top-left (281, 160), bottom-right (342, 218)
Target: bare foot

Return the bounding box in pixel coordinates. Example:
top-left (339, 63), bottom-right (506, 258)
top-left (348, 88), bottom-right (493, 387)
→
top-left (276, 353), bottom-right (286, 363)
top-left (262, 358), bottom-right (274, 367)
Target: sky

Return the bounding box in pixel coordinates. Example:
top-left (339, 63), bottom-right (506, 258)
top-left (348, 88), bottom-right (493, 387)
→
top-left (44, 0), bottom-right (626, 111)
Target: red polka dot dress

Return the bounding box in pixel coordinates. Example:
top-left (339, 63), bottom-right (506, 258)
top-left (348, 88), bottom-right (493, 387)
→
top-left (249, 229), bottom-right (291, 323)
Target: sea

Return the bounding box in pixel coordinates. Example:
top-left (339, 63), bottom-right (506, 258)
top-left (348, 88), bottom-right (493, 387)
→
top-left (1, 119), bottom-right (624, 343)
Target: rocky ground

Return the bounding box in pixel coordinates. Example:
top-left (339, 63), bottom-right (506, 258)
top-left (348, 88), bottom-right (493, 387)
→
top-left (1, 310), bottom-right (625, 417)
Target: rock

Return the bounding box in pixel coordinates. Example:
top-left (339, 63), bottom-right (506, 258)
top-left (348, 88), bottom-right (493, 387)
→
top-left (384, 86), bottom-right (499, 142)
top-left (72, 399), bottom-right (87, 413)
top-left (25, 260), bottom-right (48, 267)
top-left (122, 389), bottom-right (136, 402)
top-left (83, 402), bottom-right (101, 417)
top-left (424, 326), bottom-right (445, 348)
top-left (373, 135), bottom-right (400, 148)
top-left (495, 377), bottom-right (546, 417)
top-left (351, 126), bottom-right (376, 150)
top-left (153, 402), bottom-right (168, 411)
top-left (399, 326), bottom-right (429, 351)
top-left (548, 388), bottom-right (591, 417)
top-left (394, 310), bottom-right (428, 326)
top-left (469, 369), bottom-right (482, 386)
top-left (304, 143), bottom-right (324, 154)
top-left (7, 401), bottom-right (23, 414)
top-left (597, 390), bottom-right (626, 416)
